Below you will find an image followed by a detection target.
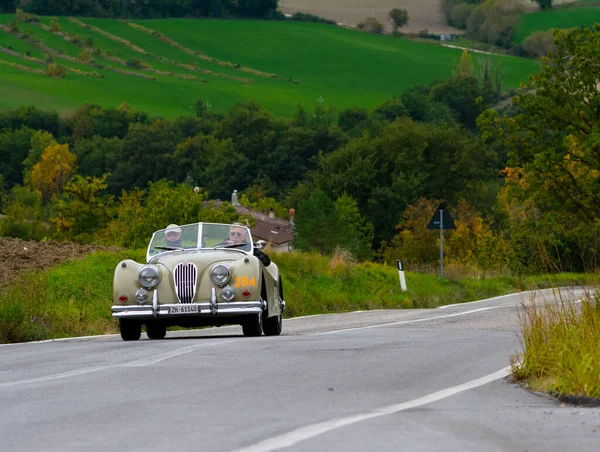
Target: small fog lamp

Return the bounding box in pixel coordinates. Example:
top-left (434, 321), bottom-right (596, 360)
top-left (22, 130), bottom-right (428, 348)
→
top-left (136, 289), bottom-right (148, 304)
top-left (221, 286), bottom-right (235, 302)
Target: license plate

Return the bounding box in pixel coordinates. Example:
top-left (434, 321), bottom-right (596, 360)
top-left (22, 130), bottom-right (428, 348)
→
top-left (169, 305), bottom-right (199, 314)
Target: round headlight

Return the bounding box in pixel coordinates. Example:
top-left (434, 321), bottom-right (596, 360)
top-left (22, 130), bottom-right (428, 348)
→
top-left (138, 265), bottom-right (160, 289)
top-left (210, 264), bottom-right (231, 286)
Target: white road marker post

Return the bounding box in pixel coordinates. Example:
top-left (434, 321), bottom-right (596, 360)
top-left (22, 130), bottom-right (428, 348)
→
top-left (397, 260), bottom-right (407, 292)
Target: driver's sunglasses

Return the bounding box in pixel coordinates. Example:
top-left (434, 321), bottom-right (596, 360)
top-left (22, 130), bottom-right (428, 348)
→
top-left (230, 232), bottom-right (243, 237)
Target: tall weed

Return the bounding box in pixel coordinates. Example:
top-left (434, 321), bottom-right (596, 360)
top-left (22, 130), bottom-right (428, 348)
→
top-left (512, 289), bottom-right (600, 397)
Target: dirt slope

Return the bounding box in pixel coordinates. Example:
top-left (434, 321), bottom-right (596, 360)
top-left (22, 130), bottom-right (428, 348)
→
top-left (0, 237), bottom-right (119, 286)
top-left (278, 0), bottom-right (578, 34)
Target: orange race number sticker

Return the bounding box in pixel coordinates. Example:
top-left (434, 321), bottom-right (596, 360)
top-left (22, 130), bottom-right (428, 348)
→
top-left (234, 276), bottom-right (256, 288)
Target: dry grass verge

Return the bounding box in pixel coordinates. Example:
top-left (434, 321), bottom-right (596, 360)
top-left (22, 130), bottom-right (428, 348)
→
top-left (68, 17), bottom-right (148, 55)
top-left (0, 59), bottom-right (45, 74)
top-left (512, 289), bottom-right (600, 398)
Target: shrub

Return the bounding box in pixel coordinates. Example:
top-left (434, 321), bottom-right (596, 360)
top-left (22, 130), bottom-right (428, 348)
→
top-left (16, 8), bottom-right (39, 22)
top-left (361, 17), bottom-right (384, 34)
top-left (45, 64), bottom-right (67, 78)
top-left (441, 0), bottom-right (465, 22)
top-left (466, 1), bottom-right (522, 48)
top-left (450, 3), bottom-right (474, 29)
top-left (418, 29), bottom-right (440, 40)
top-left (78, 48), bottom-right (93, 64)
top-left (512, 290), bottom-right (600, 398)
top-left (522, 30), bottom-right (556, 58)
top-left (126, 57), bottom-right (150, 69)
top-left (8, 20), bottom-right (19, 33)
top-left (50, 18), bottom-right (60, 32)
top-left (68, 33), bottom-right (82, 45)
top-left (289, 12), bottom-right (337, 26)
top-left (534, 0), bottom-right (552, 10)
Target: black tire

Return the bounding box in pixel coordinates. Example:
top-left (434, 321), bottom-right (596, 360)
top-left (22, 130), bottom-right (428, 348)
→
top-left (242, 311), bottom-right (263, 337)
top-left (146, 322), bottom-right (167, 340)
top-left (263, 278), bottom-right (283, 336)
top-left (262, 311), bottom-right (282, 336)
top-left (119, 318), bottom-right (141, 341)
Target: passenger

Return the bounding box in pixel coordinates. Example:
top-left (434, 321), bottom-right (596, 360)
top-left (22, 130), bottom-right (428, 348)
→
top-left (165, 224), bottom-right (183, 248)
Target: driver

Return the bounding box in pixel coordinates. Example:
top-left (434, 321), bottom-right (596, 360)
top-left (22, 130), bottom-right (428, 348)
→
top-left (165, 224), bottom-right (183, 248)
top-left (221, 223), bottom-right (271, 266)
top-left (220, 224), bottom-right (248, 246)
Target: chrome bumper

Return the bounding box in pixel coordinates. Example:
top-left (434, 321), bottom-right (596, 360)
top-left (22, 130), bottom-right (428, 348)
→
top-left (112, 301), bottom-right (263, 318)
top-left (112, 287), bottom-right (265, 319)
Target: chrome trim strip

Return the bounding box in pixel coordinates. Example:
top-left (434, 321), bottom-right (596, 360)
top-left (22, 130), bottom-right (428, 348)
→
top-left (210, 287), bottom-right (217, 315)
top-left (152, 290), bottom-right (159, 317)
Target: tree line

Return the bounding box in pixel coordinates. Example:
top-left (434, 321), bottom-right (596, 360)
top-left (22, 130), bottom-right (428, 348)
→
top-left (1, 26), bottom-right (599, 275)
top-left (0, 0), bottom-right (280, 19)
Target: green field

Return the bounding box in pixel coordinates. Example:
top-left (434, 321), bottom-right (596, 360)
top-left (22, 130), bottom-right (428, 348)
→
top-left (0, 15), bottom-right (540, 118)
top-left (515, 6), bottom-right (600, 43)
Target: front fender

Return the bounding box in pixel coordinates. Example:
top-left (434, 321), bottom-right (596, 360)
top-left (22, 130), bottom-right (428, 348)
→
top-left (113, 259), bottom-right (144, 305)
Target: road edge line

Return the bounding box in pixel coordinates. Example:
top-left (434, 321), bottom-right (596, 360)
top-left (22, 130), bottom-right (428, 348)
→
top-left (232, 366), bottom-right (512, 452)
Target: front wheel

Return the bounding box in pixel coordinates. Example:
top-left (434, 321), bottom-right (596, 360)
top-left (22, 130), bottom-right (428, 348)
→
top-left (119, 318), bottom-right (141, 341)
top-left (262, 311), bottom-right (282, 336)
top-left (263, 278), bottom-right (284, 336)
top-left (242, 312), bottom-right (263, 337)
top-left (146, 322), bottom-right (167, 340)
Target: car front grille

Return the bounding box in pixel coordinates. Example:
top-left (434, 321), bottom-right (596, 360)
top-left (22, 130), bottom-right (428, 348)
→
top-left (174, 262), bottom-right (197, 304)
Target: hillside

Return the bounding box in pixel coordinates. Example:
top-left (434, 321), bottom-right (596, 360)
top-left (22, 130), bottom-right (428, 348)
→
top-left (515, 5), bottom-right (600, 43)
top-left (0, 15), bottom-right (539, 117)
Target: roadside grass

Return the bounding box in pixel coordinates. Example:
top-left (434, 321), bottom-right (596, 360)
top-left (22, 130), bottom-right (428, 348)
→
top-left (512, 289), bottom-right (600, 398)
top-left (0, 249), bottom-right (144, 343)
top-left (0, 248), bottom-right (595, 344)
top-left (275, 252), bottom-right (596, 316)
top-left (514, 7), bottom-right (600, 44)
top-left (0, 14), bottom-right (539, 117)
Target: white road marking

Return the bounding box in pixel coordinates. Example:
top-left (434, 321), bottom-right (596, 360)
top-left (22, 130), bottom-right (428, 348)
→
top-left (121, 339), bottom-right (242, 367)
top-left (317, 306), bottom-right (505, 335)
top-left (437, 287), bottom-right (584, 309)
top-left (284, 309), bottom-right (387, 321)
top-left (232, 366), bottom-right (512, 452)
top-left (0, 333), bottom-right (121, 347)
top-left (0, 366), bottom-right (111, 387)
top-left (0, 339), bottom-right (243, 387)
top-left (437, 293), bottom-right (522, 309)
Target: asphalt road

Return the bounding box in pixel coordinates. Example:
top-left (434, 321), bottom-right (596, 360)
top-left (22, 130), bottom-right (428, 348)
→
top-left (1, 287), bottom-right (598, 452)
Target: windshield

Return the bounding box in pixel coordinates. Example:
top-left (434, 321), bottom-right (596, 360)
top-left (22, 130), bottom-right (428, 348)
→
top-left (147, 223), bottom-right (253, 261)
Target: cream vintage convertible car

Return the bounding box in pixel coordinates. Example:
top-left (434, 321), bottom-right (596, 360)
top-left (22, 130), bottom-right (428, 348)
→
top-left (112, 222), bottom-right (285, 340)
